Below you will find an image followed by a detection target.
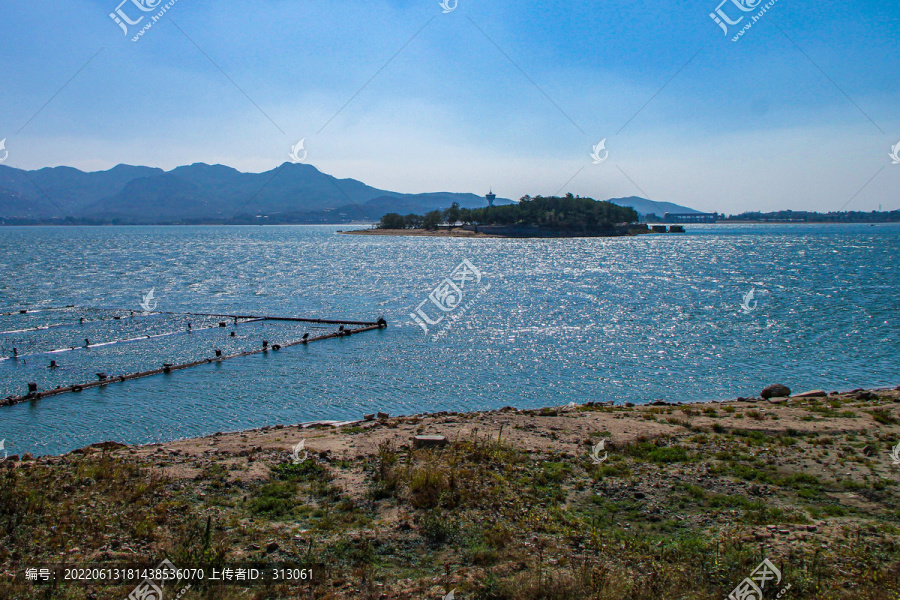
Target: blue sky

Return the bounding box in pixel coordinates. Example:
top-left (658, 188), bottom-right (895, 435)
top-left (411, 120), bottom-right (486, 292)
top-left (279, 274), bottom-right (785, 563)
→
top-left (0, 0), bottom-right (898, 213)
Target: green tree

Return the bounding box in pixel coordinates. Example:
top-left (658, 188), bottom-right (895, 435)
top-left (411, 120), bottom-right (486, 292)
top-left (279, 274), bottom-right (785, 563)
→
top-left (378, 212), bottom-right (406, 229)
top-left (422, 210), bottom-right (444, 230)
top-left (444, 202), bottom-right (461, 226)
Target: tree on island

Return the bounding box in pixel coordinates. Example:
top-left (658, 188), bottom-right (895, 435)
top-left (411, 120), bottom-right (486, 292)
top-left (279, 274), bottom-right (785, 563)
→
top-left (378, 213), bottom-right (406, 229)
top-left (421, 210), bottom-right (444, 230)
top-left (378, 194), bottom-right (639, 233)
top-left (443, 202), bottom-right (461, 226)
top-left (404, 213), bottom-right (423, 228)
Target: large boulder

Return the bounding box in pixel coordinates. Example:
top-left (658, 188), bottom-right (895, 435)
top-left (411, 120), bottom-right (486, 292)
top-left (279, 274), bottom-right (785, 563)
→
top-left (761, 384), bottom-right (791, 399)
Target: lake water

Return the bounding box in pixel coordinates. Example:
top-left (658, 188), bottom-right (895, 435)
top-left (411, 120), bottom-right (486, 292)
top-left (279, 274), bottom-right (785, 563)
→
top-left (0, 223), bottom-right (898, 456)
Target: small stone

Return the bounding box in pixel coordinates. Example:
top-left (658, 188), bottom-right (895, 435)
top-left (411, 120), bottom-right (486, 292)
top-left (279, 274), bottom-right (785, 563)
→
top-left (363, 414), bottom-right (375, 421)
top-left (266, 541), bottom-right (279, 553)
top-left (376, 412), bottom-right (389, 420)
top-left (767, 397), bottom-right (789, 404)
top-left (807, 524), bottom-right (818, 532)
top-left (793, 390), bottom-right (827, 398)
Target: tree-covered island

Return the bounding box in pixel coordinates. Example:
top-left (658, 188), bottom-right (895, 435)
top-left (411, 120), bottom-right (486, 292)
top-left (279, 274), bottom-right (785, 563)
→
top-left (375, 194), bottom-right (647, 237)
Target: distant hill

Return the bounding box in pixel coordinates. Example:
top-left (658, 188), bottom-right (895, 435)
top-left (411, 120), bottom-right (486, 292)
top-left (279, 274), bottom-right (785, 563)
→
top-left (0, 162), bottom-right (513, 224)
top-left (607, 196), bottom-right (702, 217)
top-left (0, 163), bottom-right (705, 225)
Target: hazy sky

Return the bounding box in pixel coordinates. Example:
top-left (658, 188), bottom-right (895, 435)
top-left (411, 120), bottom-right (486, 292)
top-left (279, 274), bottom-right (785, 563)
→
top-left (1, 0), bottom-right (898, 213)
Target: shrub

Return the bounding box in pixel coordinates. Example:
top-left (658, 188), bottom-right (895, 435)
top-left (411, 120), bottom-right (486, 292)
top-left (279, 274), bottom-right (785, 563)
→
top-left (409, 467), bottom-right (448, 508)
top-left (419, 510), bottom-right (459, 545)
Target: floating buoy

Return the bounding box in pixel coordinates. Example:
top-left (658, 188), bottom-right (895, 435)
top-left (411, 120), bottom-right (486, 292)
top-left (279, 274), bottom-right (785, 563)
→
top-left (27, 382), bottom-right (37, 393)
top-left (49, 360), bottom-right (58, 368)
top-left (215, 349), bottom-right (222, 357)
top-left (84, 338), bottom-right (90, 347)
top-left (230, 331), bottom-right (236, 337)
top-left (219, 322), bottom-right (226, 327)
top-left (163, 363), bottom-right (173, 373)
top-left (272, 344), bottom-right (281, 351)
top-left (97, 373), bottom-right (107, 381)
top-left (12, 348), bottom-right (17, 358)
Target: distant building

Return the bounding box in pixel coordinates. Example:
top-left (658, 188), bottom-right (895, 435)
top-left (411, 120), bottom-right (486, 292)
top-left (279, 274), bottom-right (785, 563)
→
top-left (486, 190), bottom-right (496, 207)
top-left (664, 212), bottom-right (716, 223)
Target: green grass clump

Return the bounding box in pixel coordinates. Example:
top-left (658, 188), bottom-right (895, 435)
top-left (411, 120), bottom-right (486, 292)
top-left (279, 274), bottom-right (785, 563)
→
top-left (623, 439), bottom-right (690, 463)
top-left (248, 481), bottom-right (297, 517)
top-left (271, 459), bottom-right (327, 481)
top-left (871, 409), bottom-right (898, 425)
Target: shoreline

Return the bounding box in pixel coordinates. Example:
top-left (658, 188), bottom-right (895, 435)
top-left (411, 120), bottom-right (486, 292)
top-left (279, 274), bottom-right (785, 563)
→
top-left (340, 226), bottom-right (656, 238)
top-left (339, 227), bottom-right (505, 238)
top-left (134, 383), bottom-right (900, 453)
top-left (3, 384), bottom-right (900, 598)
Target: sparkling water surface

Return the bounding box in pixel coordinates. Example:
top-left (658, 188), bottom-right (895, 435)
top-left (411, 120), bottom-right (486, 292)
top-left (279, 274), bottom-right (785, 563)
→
top-left (0, 223), bottom-right (897, 456)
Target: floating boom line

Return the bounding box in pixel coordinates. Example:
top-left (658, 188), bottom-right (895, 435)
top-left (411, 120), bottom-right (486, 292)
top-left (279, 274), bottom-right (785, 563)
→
top-left (1, 313), bottom-right (387, 407)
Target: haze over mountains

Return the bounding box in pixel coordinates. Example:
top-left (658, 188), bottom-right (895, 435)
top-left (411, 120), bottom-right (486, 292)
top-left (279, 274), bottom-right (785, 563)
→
top-left (0, 163), bottom-right (699, 224)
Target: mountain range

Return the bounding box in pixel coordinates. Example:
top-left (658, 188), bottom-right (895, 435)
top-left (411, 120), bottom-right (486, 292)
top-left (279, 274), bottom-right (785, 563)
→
top-left (0, 163), bottom-right (700, 224)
